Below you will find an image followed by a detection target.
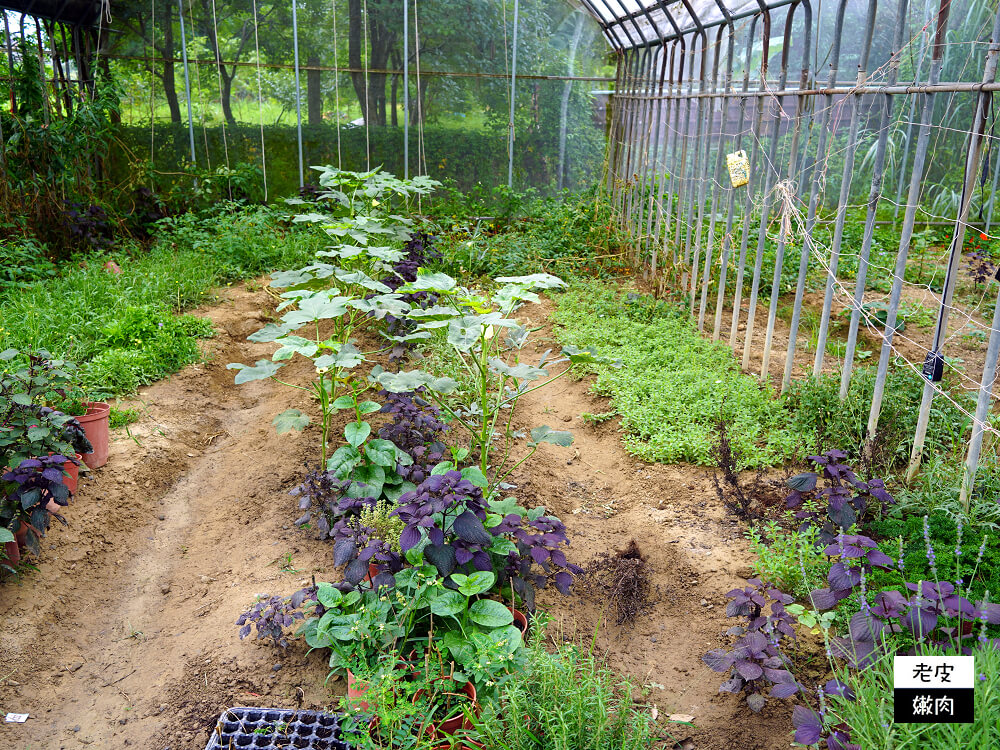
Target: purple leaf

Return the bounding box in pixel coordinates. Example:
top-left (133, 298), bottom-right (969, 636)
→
top-left (553, 571), bottom-right (573, 594)
top-left (399, 525), bottom-right (421, 551)
top-left (453, 510), bottom-right (493, 546)
top-left (702, 649), bottom-right (734, 672)
top-left (792, 705), bottom-right (823, 745)
top-left (735, 660), bottom-right (764, 681)
top-left (808, 588), bottom-right (840, 610)
top-left (770, 682), bottom-right (800, 699)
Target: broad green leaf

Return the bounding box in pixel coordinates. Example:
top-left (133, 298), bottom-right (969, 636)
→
top-left (0, 528), bottom-right (13, 544)
top-left (335, 269), bottom-right (393, 294)
top-left (316, 582), bottom-right (343, 608)
top-left (397, 272), bottom-right (458, 294)
top-left (374, 369), bottom-right (459, 395)
top-left (344, 421), bottom-right (371, 448)
top-left (364, 439), bottom-right (397, 467)
top-left (495, 273), bottom-right (566, 290)
top-left (327, 445), bottom-right (363, 478)
top-left (282, 296), bottom-right (351, 326)
top-left (11, 393), bottom-right (31, 406)
top-left (314, 342), bottom-right (365, 370)
top-left (488, 358), bottom-right (548, 381)
top-left (405, 305), bottom-right (461, 322)
top-left (455, 571), bottom-right (495, 597)
top-left (227, 360), bottom-right (285, 384)
top-left (429, 589), bottom-right (466, 617)
top-left (351, 464), bottom-right (386, 497)
top-left (357, 400), bottom-right (382, 415)
top-left (460, 466), bottom-right (489, 489)
top-left (469, 599), bottom-right (514, 628)
top-left (269, 264), bottom-right (336, 289)
top-left (560, 345), bottom-right (622, 368)
top-left (248, 322), bottom-right (294, 343)
top-left (273, 409), bottom-right (310, 434)
top-left (332, 395), bottom-right (356, 409)
top-left (528, 425), bottom-right (574, 448)
top-left (272, 335), bottom-right (319, 361)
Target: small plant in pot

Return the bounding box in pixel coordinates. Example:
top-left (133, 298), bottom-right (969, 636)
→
top-left (1, 454), bottom-right (71, 556)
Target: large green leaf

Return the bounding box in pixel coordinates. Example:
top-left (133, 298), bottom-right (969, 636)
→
top-left (469, 599), bottom-right (515, 628)
top-left (272, 335), bottom-right (319, 361)
top-left (247, 322), bottom-right (294, 342)
top-left (282, 295), bottom-right (351, 326)
top-left (451, 571), bottom-right (495, 597)
top-left (316, 582), bottom-right (343, 608)
top-left (560, 345), bottom-right (622, 368)
top-left (344, 421), bottom-right (371, 448)
top-left (273, 409), bottom-right (310, 434)
top-left (228, 360), bottom-right (285, 384)
top-left (270, 264), bottom-right (336, 289)
top-left (429, 589), bottom-right (466, 617)
top-left (364, 439), bottom-right (398, 467)
top-left (488, 358), bottom-right (548, 381)
top-left (373, 368), bottom-right (459, 395)
top-left (495, 273), bottom-right (566, 290)
top-left (314, 342), bottom-right (365, 370)
top-left (397, 272), bottom-right (458, 294)
top-left (335, 269), bottom-right (392, 293)
top-left (528, 425), bottom-right (574, 447)
top-left (0, 528), bottom-right (14, 544)
top-left (327, 445), bottom-right (363, 478)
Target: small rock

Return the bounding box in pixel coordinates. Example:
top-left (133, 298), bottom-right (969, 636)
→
top-left (118, 718), bottom-right (128, 725)
top-left (736, 565), bottom-right (754, 578)
top-left (69, 661), bottom-right (83, 673)
top-left (700, 598), bottom-right (709, 607)
top-left (157, 514), bottom-right (166, 521)
top-left (650, 636), bottom-right (657, 643)
top-left (73, 726), bottom-right (81, 733)
top-left (272, 664), bottom-right (282, 672)
top-left (562, 416), bottom-right (571, 423)
top-left (160, 584), bottom-right (171, 595)
top-left (199, 575), bottom-right (216, 583)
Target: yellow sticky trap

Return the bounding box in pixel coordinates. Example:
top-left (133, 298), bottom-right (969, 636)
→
top-left (726, 150), bottom-right (750, 188)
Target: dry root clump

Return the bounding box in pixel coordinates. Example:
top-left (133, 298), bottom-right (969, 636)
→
top-left (582, 539), bottom-right (654, 626)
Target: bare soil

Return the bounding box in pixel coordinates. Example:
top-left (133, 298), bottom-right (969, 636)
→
top-left (1, 285), bottom-right (796, 750)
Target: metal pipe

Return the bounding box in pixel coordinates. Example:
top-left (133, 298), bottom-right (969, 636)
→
top-left (176, 0), bottom-right (196, 165)
top-left (507, 0), bottom-right (519, 189)
top-left (781, 0), bottom-right (850, 391)
top-left (760, 0), bottom-right (813, 379)
top-left (812, 0), bottom-right (880, 376)
top-left (404, 0), bottom-right (408, 178)
top-left (742, 2), bottom-right (799, 373)
top-left (960, 281), bottom-right (1000, 509)
top-left (839, 0), bottom-right (911, 399)
top-left (907, 0), bottom-right (1000, 482)
top-left (291, 0), bottom-right (304, 189)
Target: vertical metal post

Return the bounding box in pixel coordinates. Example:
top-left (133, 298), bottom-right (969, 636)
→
top-left (729, 11), bottom-right (770, 349)
top-left (908, 3), bottom-right (1000, 482)
top-left (960, 283), bottom-right (1000, 508)
top-left (292, 0), bottom-right (304, 189)
top-left (813, 0), bottom-right (879, 376)
top-left (742, 4), bottom-right (798, 373)
top-left (839, 0), bottom-right (910, 399)
top-left (782, 0), bottom-right (850, 391)
top-left (177, 0), bottom-right (197, 165)
top-left (404, 0), bottom-right (409, 178)
top-left (868, 0), bottom-right (950, 436)
top-left (761, 1), bottom-right (813, 379)
top-left (893, 0), bottom-right (934, 223)
top-left (507, 0), bottom-right (519, 189)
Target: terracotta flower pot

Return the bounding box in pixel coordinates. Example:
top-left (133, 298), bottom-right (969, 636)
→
top-left (508, 606), bottom-right (529, 633)
top-left (346, 669), bottom-right (373, 711)
top-left (63, 454), bottom-right (82, 496)
top-left (2, 522), bottom-right (25, 566)
top-left (77, 402), bottom-right (110, 469)
top-left (420, 680), bottom-right (478, 738)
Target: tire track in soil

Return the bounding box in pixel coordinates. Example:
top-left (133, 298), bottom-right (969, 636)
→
top-left (1, 286), bottom-right (794, 750)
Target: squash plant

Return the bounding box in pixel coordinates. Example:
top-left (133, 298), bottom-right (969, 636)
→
top-left (373, 271), bottom-right (620, 484)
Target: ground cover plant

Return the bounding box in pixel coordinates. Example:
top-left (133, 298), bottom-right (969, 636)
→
top-left (0, 203), bottom-right (328, 399)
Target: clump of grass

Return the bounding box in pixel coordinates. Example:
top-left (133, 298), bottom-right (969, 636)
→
top-left (476, 616), bottom-right (667, 749)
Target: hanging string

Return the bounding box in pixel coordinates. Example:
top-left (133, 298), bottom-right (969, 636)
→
top-left (209, 0), bottom-right (230, 170)
top-left (251, 0), bottom-right (268, 201)
top-left (363, 0), bottom-right (371, 169)
top-left (187, 0), bottom-right (210, 169)
top-left (332, 0), bottom-right (342, 168)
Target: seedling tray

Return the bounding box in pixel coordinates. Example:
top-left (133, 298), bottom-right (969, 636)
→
top-left (204, 707), bottom-right (350, 749)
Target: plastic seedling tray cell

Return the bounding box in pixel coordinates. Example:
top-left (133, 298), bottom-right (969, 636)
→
top-left (204, 707), bottom-right (351, 750)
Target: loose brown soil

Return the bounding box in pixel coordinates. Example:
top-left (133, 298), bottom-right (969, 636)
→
top-left (2, 284), bottom-right (795, 750)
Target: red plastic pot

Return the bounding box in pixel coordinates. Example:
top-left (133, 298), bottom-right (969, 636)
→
top-left (63, 454), bottom-right (82, 495)
top-left (77, 402), bottom-right (110, 469)
top-left (346, 669), bottom-right (372, 711)
top-left (2, 522), bottom-right (25, 567)
top-left (508, 607), bottom-right (528, 633)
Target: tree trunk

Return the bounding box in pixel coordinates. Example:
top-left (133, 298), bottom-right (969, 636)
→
top-left (220, 70), bottom-right (236, 126)
top-left (162, 7), bottom-right (181, 124)
top-left (348, 0), bottom-right (368, 123)
top-left (307, 55), bottom-right (322, 125)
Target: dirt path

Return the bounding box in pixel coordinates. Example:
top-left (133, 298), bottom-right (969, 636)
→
top-left (1, 285), bottom-right (791, 750)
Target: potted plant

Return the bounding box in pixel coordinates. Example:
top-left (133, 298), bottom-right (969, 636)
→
top-left (1, 454), bottom-right (71, 557)
top-left (75, 401), bottom-right (110, 469)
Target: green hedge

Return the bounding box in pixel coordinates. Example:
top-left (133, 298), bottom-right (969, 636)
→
top-left (113, 123), bottom-right (605, 198)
